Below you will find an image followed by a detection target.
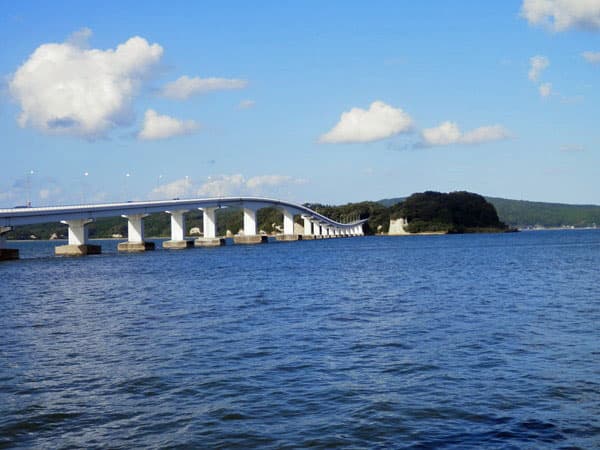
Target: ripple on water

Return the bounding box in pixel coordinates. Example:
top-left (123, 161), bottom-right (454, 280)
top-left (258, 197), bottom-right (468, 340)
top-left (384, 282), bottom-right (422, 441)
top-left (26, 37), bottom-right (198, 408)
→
top-left (0, 232), bottom-right (599, 448)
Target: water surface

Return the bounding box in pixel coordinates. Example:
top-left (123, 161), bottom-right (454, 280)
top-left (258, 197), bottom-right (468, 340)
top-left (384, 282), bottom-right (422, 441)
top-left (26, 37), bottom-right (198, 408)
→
top-left (1, 231), bottom-right (599, 448)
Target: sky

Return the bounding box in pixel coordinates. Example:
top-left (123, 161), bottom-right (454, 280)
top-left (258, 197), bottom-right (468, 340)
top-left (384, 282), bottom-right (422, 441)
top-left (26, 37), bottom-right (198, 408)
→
top-left (1, 0), bottom-right (600, 207)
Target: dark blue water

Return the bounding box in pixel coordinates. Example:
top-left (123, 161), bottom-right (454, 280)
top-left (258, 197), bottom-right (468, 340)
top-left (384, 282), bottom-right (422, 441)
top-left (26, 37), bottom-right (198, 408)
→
top-left (1, 231), bottom-right (599, 449)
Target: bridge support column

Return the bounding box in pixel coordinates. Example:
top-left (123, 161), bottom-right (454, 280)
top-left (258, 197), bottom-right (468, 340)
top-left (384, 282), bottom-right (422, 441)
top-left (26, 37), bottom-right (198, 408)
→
top-left (276, 208), bottom-right (301, 242)
top-left (0, 227), bottom-right (19, 261)
top-left (56, 219), bottom-right (101, 256)
top-left (283, 209), bottom-right (294, 235)
top-left (195, 207), bottom-right (225, 247)
top-left (164, 210), bottom-right (193, 249)
top-left (234, 207), bottom-right (267, 244)
top-left (312, 221), bottom-right (322, 239)
top-left (301, 215), bottom-right (315, 240)
top-left (118, 214), bottom-right (155, 252)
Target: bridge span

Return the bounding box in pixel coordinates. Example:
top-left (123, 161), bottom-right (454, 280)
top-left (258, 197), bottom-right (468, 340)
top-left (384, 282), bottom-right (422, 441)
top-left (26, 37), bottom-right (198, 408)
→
top-left (0, 196), bottom-right (367, 259)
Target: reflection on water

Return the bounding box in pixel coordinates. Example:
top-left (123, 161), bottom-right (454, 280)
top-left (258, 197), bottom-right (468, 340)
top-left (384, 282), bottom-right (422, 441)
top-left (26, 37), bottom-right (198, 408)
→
top-left (1, 231), bottom-right (599, 448)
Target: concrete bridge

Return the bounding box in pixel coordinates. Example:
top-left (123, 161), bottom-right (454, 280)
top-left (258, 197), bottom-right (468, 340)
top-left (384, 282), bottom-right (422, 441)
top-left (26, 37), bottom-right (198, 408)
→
top-left (0, 197), bottom-right (367, 260)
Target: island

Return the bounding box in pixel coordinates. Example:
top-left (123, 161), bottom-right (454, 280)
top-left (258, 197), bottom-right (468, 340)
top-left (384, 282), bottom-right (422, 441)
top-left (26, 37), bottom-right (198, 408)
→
top-left (389, 191), bottom-right (509, 234)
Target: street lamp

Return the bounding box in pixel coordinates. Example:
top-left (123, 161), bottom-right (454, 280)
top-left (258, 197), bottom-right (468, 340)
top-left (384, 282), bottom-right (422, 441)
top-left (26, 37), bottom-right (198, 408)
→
top-left (125, 172), bottom-right (131, 201)
top-left (82, 171), bottom-right (89, 204)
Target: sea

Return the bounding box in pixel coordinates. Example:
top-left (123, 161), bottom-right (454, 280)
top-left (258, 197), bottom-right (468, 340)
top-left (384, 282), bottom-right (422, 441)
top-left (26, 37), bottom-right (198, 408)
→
top-left (1, 230), bottom-right (599, 449)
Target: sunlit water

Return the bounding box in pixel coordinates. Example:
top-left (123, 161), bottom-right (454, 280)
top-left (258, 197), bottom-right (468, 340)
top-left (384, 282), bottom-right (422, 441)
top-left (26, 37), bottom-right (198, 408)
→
top-left (1, 231), bottom-right (599, 448)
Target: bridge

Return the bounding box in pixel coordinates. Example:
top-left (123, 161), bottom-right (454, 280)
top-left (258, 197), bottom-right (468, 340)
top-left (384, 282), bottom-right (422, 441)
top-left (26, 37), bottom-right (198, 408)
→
top-left (0, 196), bottom-right (367, 260)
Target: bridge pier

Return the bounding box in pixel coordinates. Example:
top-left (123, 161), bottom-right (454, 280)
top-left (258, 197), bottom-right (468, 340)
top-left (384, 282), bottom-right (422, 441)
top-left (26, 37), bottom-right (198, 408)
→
top-left (301, 215), bottom-right (315, 240)
top-left (55, 219), bottom-right (101, 256)
top-left (0, 227), bottom-right (19, 261)
top-left (234, 207), bottom-right (267, 244)
top-left (118, 214), bottom-right (155, 252)
top-left (276, 208), bottom-right (301, 242)
top-left (164, 210), bottom-right (193, 249)
top-left (195, 207), bottom-right (225, 247)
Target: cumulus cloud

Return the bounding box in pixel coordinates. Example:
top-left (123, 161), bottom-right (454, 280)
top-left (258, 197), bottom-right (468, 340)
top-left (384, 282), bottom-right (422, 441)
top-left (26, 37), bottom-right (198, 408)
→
top-left (149, 174), bottom-right (306, 199)
top-left (521, 0), bottom-right (600, 31)
top-left (319, 101), bottom-right (413, 144)
top-left (582, 51), bottom-right (600, 63)
top-left (67, 27), bottom-right (92, 48)
top-left (461, 125), bottom-right (512, 144)
top-left (150, 176), bottom-right (194, 199)
top-left (539, 82), bottom-right (552, 97)
top-left (421, 121), bottom-right (462, 146)
top-left (9, 29), bottom-right (163, 138)
top-left (529, 55), bottom-right (550, 82)
top-left (138, 109), bottom-right (199, 140)
top-left (39, 186), bottom-right (62, 200)
top-left (246, 175), bottom-right (306, 189)
top-left (196, 174), bottom-right (246, 197)
top-left (420, 121), bottom-right (511, 147)
top-left (161, 75), bottom-right (248, 100)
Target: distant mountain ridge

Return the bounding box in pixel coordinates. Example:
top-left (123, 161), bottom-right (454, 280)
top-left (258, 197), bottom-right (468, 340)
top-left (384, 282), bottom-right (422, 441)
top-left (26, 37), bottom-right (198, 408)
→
top-left (379, 196), bottom-right (600, 228)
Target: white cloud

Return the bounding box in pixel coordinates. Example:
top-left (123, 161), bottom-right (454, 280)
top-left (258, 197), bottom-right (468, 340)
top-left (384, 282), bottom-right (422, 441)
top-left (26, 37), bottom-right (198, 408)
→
top-left (39, 186), bottom-right (62, 200)
top-left (67, 27), bottom-right (92, 48)
top-left (421, 121), bottom-right (462, 146)
top-left (246, 175), bottom-right (306, 189)
top-left (460, 125), bottom-right (512, 144)
top-left (421, 121), bottom-right (511, 147)
top-left (196, 174), bottom-right (246, 197)
top-left (319, 100), bottom-right (413, 144)
top-left (582, 51), bottom-right (600, 63)
top-left (521, 0), bottom-right (600, 31)
top-left (9, 29), bottom-right (163, 138)
top-left (138, 109), bottom-right (199, 140)
top-left (150, 177), bottom-right (194, 199)
top-left (539, 82), bottom-right (552, 97)
top-left (529, 55), bottom-right (550, 82)
top-left (161, 75), bottom-right (248, 100)
top-left (238, 99), bottom-right (256, 109)
top-left (149, 174), bottom-right (307, 199)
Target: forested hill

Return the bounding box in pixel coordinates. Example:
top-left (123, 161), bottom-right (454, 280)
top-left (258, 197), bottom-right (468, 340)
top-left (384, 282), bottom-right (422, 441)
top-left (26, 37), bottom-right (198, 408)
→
top-left (394, 192), bottom-right (507, 233)
top-left (485, 197), bottom-right (600, 228)
top-left (379, 196), bottom-right (600, 229)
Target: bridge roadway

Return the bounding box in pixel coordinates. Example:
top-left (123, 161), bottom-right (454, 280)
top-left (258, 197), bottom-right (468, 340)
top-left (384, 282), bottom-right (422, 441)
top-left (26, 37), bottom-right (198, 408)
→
top-left (0, 196), bottom-right (367, 259)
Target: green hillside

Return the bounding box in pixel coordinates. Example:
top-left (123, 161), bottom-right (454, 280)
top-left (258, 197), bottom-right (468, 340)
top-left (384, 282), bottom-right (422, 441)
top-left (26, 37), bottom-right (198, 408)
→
top-left (486, 197), bottom-right (600, 228)
top-left (379, 196), bottom-right (600, 228)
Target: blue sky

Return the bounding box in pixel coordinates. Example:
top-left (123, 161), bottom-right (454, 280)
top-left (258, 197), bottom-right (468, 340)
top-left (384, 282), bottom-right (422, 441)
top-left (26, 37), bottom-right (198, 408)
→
top-left (1, 1), bottom-right (599, 207)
